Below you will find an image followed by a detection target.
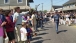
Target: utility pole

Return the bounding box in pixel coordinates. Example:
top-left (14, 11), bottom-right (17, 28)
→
top-left (51, 0), bottom-right (53, 11)
top-left (35, 5), bottom-right (37, 11)
top-left (42, 3), bottom-right (43, 12)
top-left (35, 4), bottom-right (40, 11)
top-left (26, 0), bottom-right (27, 6)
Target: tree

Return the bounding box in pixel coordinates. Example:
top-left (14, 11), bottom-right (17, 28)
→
top-left (29, 8), bottom-right (35, 15)
top-left (31, 8), bottom-right (35, 11)
top-left (43, 10), bottom-right (47, 13)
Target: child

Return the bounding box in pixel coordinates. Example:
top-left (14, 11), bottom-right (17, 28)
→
top-left (26, 23), bottom-right (32, 43)
top-left (20, 22), bottom-right (27, 43)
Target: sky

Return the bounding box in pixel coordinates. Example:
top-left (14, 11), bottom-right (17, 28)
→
top-left (30, 0), bottom-right (69, 11)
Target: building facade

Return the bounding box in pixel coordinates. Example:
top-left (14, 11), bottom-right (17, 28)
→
top-left (0, 0), bottom-right (33, 10)
top-left (51, 5), bottom-right (63, 12)
top-left (63, 0), bottom-right (76, 12)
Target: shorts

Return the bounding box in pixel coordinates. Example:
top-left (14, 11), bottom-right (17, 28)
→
top-left (27, 35), bottom-right (32, 40)
top-left (7, 31), bottom-right (15, 41)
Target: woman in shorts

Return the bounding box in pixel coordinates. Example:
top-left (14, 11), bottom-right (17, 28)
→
top-left (5, 10), bottom-right (15, 43)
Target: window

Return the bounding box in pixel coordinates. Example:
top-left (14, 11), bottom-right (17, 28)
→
top-left (17, 0), bottom-right (23, 3)
top-left (4, 0), bottom-right (9, 4)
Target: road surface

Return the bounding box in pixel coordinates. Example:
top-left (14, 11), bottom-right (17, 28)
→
top-left (5, 21), bottom-right (76, 43)
top-left (31, 21), bottom-right (76, 43)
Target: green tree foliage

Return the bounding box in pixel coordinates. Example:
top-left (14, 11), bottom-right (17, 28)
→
top-left (43, 10), bottom-right (47, 13)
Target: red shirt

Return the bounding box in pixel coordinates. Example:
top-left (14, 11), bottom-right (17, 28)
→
top-left (5, 16), bottom-right (15, 32)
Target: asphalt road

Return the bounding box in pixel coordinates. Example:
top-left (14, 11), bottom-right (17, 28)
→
top-left (31, 21), bottom-right (76, 43)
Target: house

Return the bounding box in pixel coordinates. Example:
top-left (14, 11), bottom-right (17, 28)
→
top-left (0, 0), bottom-right (33, 10)
top-left (51, 5), bottom-right (63, 12)
top-left (63, 0), bottom-right (76, 12)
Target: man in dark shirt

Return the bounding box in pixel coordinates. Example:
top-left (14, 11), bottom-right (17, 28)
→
top-left (53, 11), bottom-right (60, 34)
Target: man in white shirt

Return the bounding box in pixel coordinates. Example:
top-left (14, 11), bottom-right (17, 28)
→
top-left (13, 7), bottom-right (28, 43)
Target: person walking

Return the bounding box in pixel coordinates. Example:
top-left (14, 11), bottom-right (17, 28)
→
top-left (54, 11), bottom-right (60, 34)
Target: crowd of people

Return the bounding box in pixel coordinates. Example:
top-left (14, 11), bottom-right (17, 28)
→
top-left (0, 7), bottom-right (47, 43)
top-left (46, 11), bottom-right (76, 34)
top-left (1, 6), bottom-right (76, 43)
top-left (50, 12), bottom-right (76, 26)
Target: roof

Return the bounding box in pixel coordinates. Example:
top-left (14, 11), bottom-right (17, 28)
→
top-left (63, 0), bottom-right (76, 5)
top-left (52, 6), bottom-right (63, 9)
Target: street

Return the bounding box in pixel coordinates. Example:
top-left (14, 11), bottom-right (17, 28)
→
top-left (5, 21), bottom-right (76, 43)
top-left (31, 21), bottom-right (76, 43)
top-left (0, 0), bottom-right (76, 43)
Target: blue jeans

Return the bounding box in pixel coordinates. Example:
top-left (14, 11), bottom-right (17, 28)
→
top-left (40, 20), bottom-right (43, 29)
top-left (44, 18), bottom-right (47, 23)
top-left (55, 22), bottom-right (59, 32)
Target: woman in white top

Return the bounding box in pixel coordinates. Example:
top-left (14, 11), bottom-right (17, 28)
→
top-left (65, 14), bottom-right (71, 26)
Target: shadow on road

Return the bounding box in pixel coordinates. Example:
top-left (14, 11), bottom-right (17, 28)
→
top-left (38, 33), bottom-right (48, 36)
top-left (32, 39), bottom-right (51, 43)
top-left (58, 30), bottom-right (68, 34)
top-left (31, 37), bottom-right (42, 41)
top-left (44, 27), bottom-right (53, 28)
top-left (39, 29), bottom-right (49, 31)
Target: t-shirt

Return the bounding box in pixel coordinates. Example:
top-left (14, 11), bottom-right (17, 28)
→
top-left (26, 28), bottom-right (32, 36)
top-left (31, 14), bottom-right (37, 25)
top-left (5, 16), bottom-right (14, 32)
top-left (54, 14), bottom-right (60, 22)
top-left (20, 27), bottom-right (27, 41)
top-left (44, 15), bottom-right (47, 18)
top-left (13, 12), bottom-right (23, 26)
